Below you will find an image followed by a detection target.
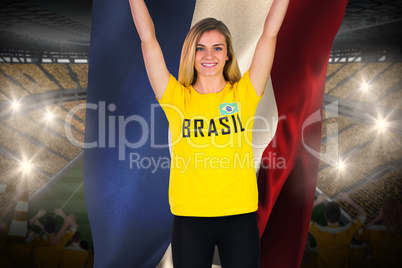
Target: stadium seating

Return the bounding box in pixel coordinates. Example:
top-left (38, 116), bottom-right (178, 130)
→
top-left (0, 61), bottom-right (89, 234)
top-left (320, 114), bottom-right (354, 140)
top-left (62, 100), bottom-right (87, 123)
top-left (3, 115), bottom-right (81, 160)
top-left (70, 64), bottom-right (89, 88)
top-left (0, 71), bottom-right (30, 100)
top-left (0, 63), bottom-right (88, 101)
top-left (41, 64), bottom-right (79, 89)
top-left (339, 168), bottom-right (402, 222)
top-left (329, 62), bottom-right (391, 99)
top-left (350, 63), bottom-right (402, 104)
top-left (0, 63), bottom-right (58, 95)
top-left (0, 60), bottom-right (400, 265)
top-left (26, 108), bottom-right (85, 144)
top-left (325, 63), bottom-right (343, 77)
top-left (324, 63), bottom-right (365, 94)
top-left (317, 62), bottom-right (402, 222)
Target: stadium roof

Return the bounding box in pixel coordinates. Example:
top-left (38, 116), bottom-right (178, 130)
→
top-left (333, 0), bottom-right (402, 53)
top-left (0, 0), bottom-right (401, 59)
top-left (0, 0), bottom-right (91, 58)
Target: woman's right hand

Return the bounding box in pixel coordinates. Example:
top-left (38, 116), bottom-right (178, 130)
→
top-left (128, 0), bottom-right (170, 99)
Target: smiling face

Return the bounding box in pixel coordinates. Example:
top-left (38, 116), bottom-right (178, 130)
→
top-left (178, 18), bottom-right (241, 86)
top-left (194, 30), bottom-right (229, 80)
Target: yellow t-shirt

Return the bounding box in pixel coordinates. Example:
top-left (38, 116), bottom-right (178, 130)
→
top-left (309, 216), bottom-right (365, 268)
top-left (158, 71), bottom-right (262, 216)
top-left (63, 246), bottom-right (90, 267)
top-left (27, 227), bottom-right (76, 248)
top-left (356, 225), bottom-right (402, 268)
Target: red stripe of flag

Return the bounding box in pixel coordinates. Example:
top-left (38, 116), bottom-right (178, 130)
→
top-left (257, 0), bottom-right (349, 267)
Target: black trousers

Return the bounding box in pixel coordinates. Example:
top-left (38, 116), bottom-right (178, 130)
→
top-left (171, 212), bottom-right (260, 268)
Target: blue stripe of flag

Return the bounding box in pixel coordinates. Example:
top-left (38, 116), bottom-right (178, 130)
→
top-left (85, 0), bottom-right (196, 266)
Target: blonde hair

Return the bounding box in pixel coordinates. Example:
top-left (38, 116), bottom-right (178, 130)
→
top-left (178, 18), bottom-right (241, 86)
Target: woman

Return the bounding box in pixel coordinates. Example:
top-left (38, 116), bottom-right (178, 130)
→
top-left (129, 0), bottom-right (289, 267)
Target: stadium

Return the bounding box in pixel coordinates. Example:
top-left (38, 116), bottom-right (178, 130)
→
top-left (0, 0), bottom-right (401, 267)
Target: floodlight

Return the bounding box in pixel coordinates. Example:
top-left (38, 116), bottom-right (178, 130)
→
top-left (20, 160), bottom-right (33, 174)
top-left (375, 117), bottom-right (388, 132)
top-left (45, 111), bottom-right (54, 122)
top-left (337, 159), bottom-right (346, 172)
top-left (11, 100), bottom-right (21, 111)
top-left (360, 82), bottom-right (369, 92)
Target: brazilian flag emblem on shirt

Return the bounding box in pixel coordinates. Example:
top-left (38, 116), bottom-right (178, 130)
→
top-left (219, 102), bottom-right (239, 115)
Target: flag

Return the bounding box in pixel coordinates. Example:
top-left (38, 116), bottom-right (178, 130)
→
top-left (256, 0), bottom-right (348, 267)
top-left (85, 1), bottom-right (195, 266)
top-left (85, 0), bottom-right (348, 266)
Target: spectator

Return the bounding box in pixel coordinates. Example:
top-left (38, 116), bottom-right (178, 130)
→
top-left (1, 208), bottom-right (76, 267)
top-left (356, 198), bottom-right (402, 267)
top-left (64, 231), bottom-right (90, 267)
top-left (309, 192), bottom-right (367, 268)
top-left (65, 231), bottom-right (86, 250)
top-left (0, 218), bottom-right (8, 242)
top-left (301, 233), bottom-right (318, 268)
top-left (28, 208), bottom-right (77, 248)
top-left (31, 209), bottom-right (78, 267)
top-left (80, 240), bottom-right (89, 251)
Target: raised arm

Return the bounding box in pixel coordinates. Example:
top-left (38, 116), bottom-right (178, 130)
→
top-left (54, 208), bottom-right (78, 229)
top-left (51, 213), bottom-right (77, 246)
top-left (128, 0), bottom-right (170, 100)
top-left (338, 192), bottom-right (367, 219)
top-left (249, 0), bottom-right (289, 96)
top-left (29, 209), bottom-right (46, 227)
top-left (364, 207), bottom-right (382, 228)
top-left (312, 193), bottom-right (328, 209)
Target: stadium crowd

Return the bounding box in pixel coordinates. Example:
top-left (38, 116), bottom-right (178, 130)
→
top-left (0, 63), bottom-right (89, 105)
top-left (0, 207), bottom-right (93, 267)
top-left (302, 192), bottom-right (402, 268)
